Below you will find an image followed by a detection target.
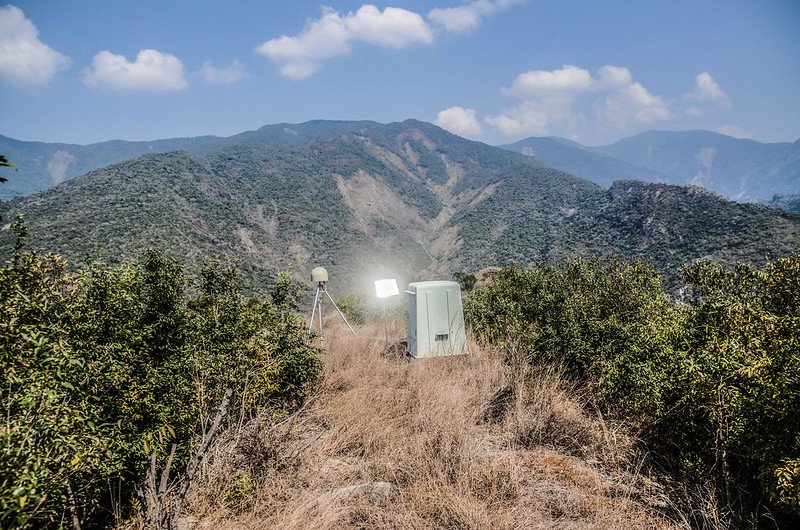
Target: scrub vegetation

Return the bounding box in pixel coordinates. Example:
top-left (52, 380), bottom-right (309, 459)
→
top-left (2, 120), bottom-right (799, 529)
top-left (465, 257), bottom-right (800, 527)
top-left (0, 219), bottom-right (320, 529)
top-left (166, 322), bottom-right (679, 530)
top-left (127, 250), bottom-right (800, 529)
top-left (2, 214), bottom-right (799, 527)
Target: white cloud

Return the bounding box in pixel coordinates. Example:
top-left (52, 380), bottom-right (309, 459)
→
top-left (485, 97), bottom-right (588, 137)
top-left (595, 79), bottom-right (672, 129)
top-left (717, 125), bottom-right (752, 139)
top-left (199, 59), bottom-right (246, 84)
top-left (82, 49), bottom-right (188, 91)
top-left (504, 64), bottom-right (593, 97)
top-left (485, 101), bottom-right (549, 136)
top-left (428, 0), bottom-right (524, 34)
top-left (596, 64), bottom-right (632, 89)
top-left (0, 5), bottom-right (70, 85)
top-left (346, 5), bottom-right (433, 47)
top-left (436, 106), bottom-right (482, 136)
top-left (256, 5), bottom-right (433, 79)
top-left (428, 5), bottom-right (480, 33)
top-left (685, 72), bottom-right (730, 106)
top-left (487, 64), bottom-right (672, 140)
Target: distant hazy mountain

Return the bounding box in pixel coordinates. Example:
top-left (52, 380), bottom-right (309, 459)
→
top-left (594, 130), bottom-right (800, 200)
top-left (0, 133), bottom-right (217, 200)
top-left (500, 130), bottom-right (800, 201)
top-left (769, 194), bottom-right (800, 212)
top-left (2, 120), bottom-right (798, 295)
top-left (499, 136), bottom-right (676, 188)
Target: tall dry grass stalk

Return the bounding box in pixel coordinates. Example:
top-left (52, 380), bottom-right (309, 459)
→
top-left (181, 321), bottom-right (684, 529)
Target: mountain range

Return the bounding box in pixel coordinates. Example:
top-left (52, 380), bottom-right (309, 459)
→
top-left (2, 120), bottom-right (798, 296)
top-left (768, 193), bottom-right (800, 212)
top-left (0, 121), bottom-right (451, 200)
top-left (501, 130), bottom-right (800, 201)
top-left (3, 126), bottom-right (799, 204)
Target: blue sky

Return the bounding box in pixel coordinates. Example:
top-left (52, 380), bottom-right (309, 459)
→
top-left (1, 0), bottom-right (798, 146)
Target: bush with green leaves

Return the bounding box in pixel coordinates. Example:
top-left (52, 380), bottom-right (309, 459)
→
top-left (1, 251), bottom-right (117, 527)
top-left (465, 260), bottom-right (686, 419)
top-left (465, 257), bottom-right (800, 523)
top-left (336, 291), bottom-right (368, 326)
top-left (0, 222), bottom-right (320, 528)
top-left (679, 258), bottom-right (800, 515)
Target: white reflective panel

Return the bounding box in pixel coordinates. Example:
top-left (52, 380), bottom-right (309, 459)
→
top-left (375, 278), bottom-right (399, 298)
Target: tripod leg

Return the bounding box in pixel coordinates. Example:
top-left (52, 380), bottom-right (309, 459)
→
top-left (318, 294), bottom-right (325, 346)
top-left (307, 287), bottom-right (320, 339)
top-left (324, 290), bottom-right (355, 334)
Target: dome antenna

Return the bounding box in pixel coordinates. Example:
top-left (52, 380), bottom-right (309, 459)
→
top-left (307, 266), bottom-right (354, 345)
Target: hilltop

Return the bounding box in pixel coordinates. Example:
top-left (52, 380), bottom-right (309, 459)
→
top-left (181, 322), bottom-right (682, 529)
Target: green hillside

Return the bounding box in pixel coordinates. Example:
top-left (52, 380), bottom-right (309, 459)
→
top-left (451, 170), bottom-right (800, 289)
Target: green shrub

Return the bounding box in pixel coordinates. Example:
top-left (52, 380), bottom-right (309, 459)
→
top-left (680, 257), bottom-right (800, 515)
top-left (337, 291), bottom-right (368, 325)
top-left (0, 230), bottom-right (320, 527)
top-left (465, 260), bottom-right (684, 417)
top-left (465, 256), bottom-right (800, 522)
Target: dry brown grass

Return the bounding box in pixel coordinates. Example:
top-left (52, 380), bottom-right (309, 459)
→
top-left (182, 321), bottom-right (683, 529)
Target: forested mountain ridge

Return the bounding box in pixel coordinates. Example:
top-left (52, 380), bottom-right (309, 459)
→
top-left (1, 119), bottom-right (523, 200)
top-left (0, 120), bottom-right (396, 199)
top-left (2, 120), bottom-right (799, 295)
top-left (5, 122), bottom-right (799, 203)
top-left (450, 171), bottom-right (800, 289)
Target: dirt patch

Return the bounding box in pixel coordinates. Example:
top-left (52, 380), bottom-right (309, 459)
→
top-left (236, 226), bottom-right (257, 253)
top-left (469, 181), bottom-right (501, 207)
top-left (409, 129), bottom-right (437, 150)
top-left (333, 171), bottom-right (425, 237)
top-left (362, 140), bottom-right (420, 182)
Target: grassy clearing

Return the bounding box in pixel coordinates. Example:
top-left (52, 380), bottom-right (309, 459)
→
top-left (179, 321), bottom-right (683, 529)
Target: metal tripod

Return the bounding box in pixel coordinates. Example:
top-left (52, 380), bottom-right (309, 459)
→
top-left (307, 281), bottom-right (355, 345)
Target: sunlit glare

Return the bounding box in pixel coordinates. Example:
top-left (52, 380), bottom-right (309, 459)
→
top-left (375, 278), bottom-right (399, 298)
